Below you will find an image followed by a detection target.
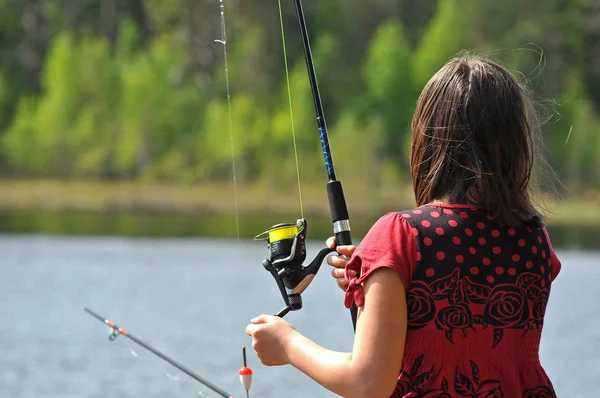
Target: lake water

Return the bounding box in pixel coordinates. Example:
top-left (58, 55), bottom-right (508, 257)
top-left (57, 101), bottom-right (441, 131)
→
top-left (1, 235), bottom-right (598, 397)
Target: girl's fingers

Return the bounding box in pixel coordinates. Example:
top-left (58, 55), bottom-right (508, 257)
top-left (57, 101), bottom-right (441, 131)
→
top-left (327, 254), bottom-right (349, 268)
top-left (336, 245), bottom-right (356, 257)
top-left (326, 236), bottom-right (356, 292)
top-left (325, 236), bottom-right (356, 257)
top-left (326, 237), bottom-right (336, 249)
top-left (250, 314), bottom-right (274, 324)
top-left (331, 267), bottom-right (355, 279)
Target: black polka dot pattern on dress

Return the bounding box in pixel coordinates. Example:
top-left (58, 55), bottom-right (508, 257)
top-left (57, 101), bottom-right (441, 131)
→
top-left (400, 204), bottom-right (556, 341)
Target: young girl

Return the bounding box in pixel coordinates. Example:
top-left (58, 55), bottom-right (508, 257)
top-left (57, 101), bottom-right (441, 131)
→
top-left (245, 55), bottom-right (561, 398)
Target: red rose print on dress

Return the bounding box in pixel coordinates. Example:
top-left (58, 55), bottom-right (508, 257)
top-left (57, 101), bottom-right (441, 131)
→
top-left (521, 386), bottom-right (554, 398)
top-left (484, 284), bottom-right (530, 327)
top-left (392, 355), bottom-right (437, 397)
top-left (420, 391), bottom-right (452, 398)
top-left (436, 303), bottom-right (473, 343)
top-left (393, 377), bottom-right (413, 397)
top-left (521, 378), bottom-right (557, 398)
top-left (407, 282), bottom-right (437, 330)
top-left (483, 284), bottom-right (530, 347)
top-left (517, 273), bottom-right (543, 299)
top-left (450, 279), bottom-right (467, 305)
top-left (454, 361), bottom-right (504, 397)
top-left (532, 291), bottom-right (548, 321)
top-left (462, 277), bottom-right (492, 304)
top-left (472, 381), bottom-right (504, 398)
top-left (448, 276), bottom-right (493, 306)
top-left (429, 268), bottom-right (460, 299)
top-left (419, 265), bottom-right (550, 348)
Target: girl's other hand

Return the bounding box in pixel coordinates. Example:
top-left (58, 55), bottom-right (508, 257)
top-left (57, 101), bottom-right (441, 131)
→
top-left (245, 314), bottom-right (298, 366)
top-left (326, 237), bottom-right (357, 291)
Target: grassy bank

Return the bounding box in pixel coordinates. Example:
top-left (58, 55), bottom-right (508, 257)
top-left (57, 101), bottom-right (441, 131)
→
top-left (0, 179), bottom-right (418, 217)
top-left (0, 180), bottom-right (598, 249)
top-left (0, 179), bottom-right (598, 225)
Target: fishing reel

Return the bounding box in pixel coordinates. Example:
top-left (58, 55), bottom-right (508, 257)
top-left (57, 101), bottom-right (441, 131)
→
top-left (254, 218), bottom-right (335, 318)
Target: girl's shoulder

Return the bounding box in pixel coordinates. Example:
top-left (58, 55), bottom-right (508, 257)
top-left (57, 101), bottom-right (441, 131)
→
top-left (398, 203), bottom-right (483, 225)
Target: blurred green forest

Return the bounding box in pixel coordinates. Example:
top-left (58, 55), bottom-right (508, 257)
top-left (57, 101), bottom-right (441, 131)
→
top-left (0, 0), bottom-right (599, 195)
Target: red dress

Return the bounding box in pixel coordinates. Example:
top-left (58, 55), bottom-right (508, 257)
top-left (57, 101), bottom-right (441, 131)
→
top-left (344, 204), bottom-right (561, 398)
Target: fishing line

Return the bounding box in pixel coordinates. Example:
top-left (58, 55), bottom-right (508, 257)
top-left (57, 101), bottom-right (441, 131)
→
top-left (84, 4), bottom-right (253, 396)
top-left (277, 0), bottom-right (304, 219)
top-left (214, 4), bottom-right (253, 397)
top-left (131, 347), bottom-right (213, 397)
top-left (215, 0), bottom-right (240, 241)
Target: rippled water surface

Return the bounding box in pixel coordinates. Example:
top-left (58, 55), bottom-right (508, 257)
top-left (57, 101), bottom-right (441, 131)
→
top-left (0, 235), bottom-right (598, 397)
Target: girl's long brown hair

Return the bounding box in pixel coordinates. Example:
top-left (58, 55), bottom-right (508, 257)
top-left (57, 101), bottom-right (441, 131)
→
top-left (410, 55), bottom-right (543, 227)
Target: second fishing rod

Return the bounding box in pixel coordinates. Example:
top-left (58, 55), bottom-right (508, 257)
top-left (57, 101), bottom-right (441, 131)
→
top-left (84, 307), bottom-right (246, 398)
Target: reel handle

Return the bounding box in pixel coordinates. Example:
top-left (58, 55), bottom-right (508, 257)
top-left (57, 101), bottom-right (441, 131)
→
top-left (275, 307), bottom-right (291, 318)
top-left (299, 247), bottom-right (336, 282)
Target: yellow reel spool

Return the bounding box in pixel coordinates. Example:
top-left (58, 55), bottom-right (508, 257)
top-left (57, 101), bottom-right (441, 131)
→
top-left (268, 224), bottom-right (300, 242)
top-left (254, 219), bottom-right (305, 243)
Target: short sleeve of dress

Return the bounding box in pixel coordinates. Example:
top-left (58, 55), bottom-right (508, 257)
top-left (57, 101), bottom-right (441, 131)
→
top-left (543, 228), bottom-right (562, 281)
top-left (343, 212), bottom-right (417, 309)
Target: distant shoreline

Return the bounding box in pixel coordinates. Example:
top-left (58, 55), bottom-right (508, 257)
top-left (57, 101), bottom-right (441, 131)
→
top-left (0, 179), bottom-right (598, 226)
top-left (0, 179), bottom-right (598, 249)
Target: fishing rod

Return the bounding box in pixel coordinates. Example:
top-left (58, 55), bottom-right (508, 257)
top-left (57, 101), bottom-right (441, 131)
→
top-left (291, 1), bottom-right (353, 252)
top-left (293, 0), bottom-right (356, 330)
top-left (84, 307), bottom-right (245, 398)
top-left (255, 0), bottom-right (356, 329)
